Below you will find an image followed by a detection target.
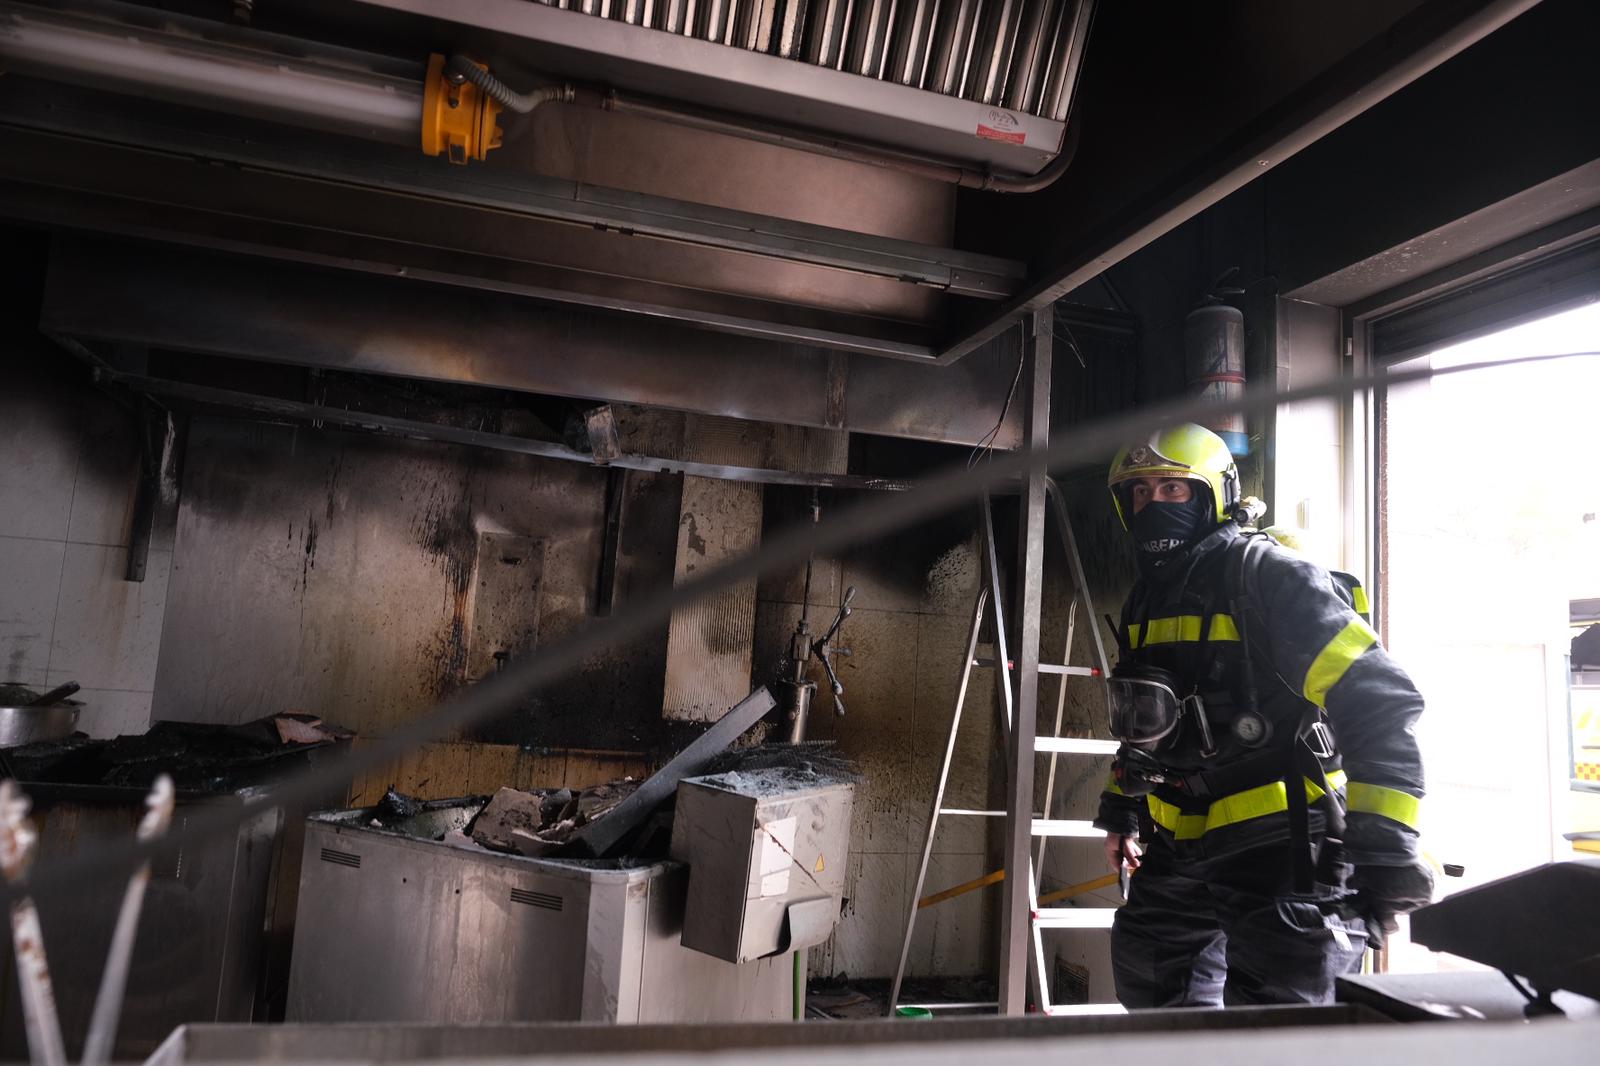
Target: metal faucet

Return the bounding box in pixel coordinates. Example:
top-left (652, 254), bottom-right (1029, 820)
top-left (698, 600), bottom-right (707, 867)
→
top-left (811, 586), bottom-right (855, 718)
top-left (776, 491), bottom-right (855, 741)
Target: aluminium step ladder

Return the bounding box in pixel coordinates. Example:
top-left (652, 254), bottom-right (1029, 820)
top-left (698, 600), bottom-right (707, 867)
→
top-left (888, 479), bottom-right (1118, 1016)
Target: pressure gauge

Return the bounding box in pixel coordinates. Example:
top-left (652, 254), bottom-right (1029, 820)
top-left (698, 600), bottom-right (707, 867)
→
top-left (1231, 710), bottom-right (1271, 748)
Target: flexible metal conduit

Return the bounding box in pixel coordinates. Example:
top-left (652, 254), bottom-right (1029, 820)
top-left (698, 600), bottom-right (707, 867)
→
top-left (445, 53), bottom-right (573, 113)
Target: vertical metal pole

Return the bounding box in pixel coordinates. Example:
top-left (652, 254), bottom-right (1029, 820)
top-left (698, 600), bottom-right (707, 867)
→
top-left (999, 306), bottom-right (1051, 1015)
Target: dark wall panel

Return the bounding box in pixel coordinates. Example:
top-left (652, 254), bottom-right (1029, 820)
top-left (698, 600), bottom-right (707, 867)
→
top-left (153, 418), bottom-right (680, 749)
top-left (1266, 0), bottom-right (1600, 296)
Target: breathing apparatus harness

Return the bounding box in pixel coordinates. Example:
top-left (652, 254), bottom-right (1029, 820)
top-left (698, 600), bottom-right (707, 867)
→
top-left (1108, 532), bottom-right (1346, 893)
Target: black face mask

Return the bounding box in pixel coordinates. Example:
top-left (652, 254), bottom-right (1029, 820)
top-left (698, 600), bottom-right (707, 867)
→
top-left (1129, 495), bottom-right (1214, 581)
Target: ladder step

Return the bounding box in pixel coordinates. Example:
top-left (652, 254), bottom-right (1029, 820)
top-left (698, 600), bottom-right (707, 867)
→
top-left (942, 811), bottom-right (1105, 823)
top-left (1042, 1002), bottom-right (1127, 1016)
top-left (971, 658), bottom-right (1100, 677)
top-left (896, 1001), bottom-right (999, 1011)
top-left (1030, 819), bottom-right (1103, 838)
top-left (1033, 908), bottom-right (1118, 929)
top-left (1034, 737), bottom-right (1119, 755)
top-left (1039, 664), bottom-right (1102, 677)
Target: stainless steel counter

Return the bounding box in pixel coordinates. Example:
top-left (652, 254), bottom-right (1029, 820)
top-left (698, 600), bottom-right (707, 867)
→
top-left (0, 785), bottom-right (294, 1061)
top-left (286, 801), bottom-right (791, 1024)
top-left (145, 1014), bottom-right (1600, 1066)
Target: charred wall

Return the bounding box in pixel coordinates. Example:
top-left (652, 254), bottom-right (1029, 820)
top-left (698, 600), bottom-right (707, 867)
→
top-left (152, 417), bottom-right (683, 754)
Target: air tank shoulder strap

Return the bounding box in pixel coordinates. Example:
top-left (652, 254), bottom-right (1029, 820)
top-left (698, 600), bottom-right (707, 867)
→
top-left (1226, 533), bottom-right (1319, 891)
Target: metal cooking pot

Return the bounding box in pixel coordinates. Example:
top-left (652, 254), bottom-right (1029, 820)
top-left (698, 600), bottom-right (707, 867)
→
top-left (0, 704), bottom-right (81, 747)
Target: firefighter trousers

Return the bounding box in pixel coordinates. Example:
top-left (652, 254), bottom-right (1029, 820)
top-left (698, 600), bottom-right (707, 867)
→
top-left (1111, 842), bottom-right (1369, 1008)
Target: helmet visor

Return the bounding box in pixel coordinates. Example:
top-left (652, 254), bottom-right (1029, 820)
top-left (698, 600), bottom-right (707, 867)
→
top-left (1106, 676), bottom-right (1182, 744)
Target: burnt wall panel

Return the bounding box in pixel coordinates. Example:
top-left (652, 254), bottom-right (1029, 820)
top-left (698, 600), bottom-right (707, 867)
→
top-left (467, 533), bottom-right (546, 681)
top-left (151, 418), bottom-right (672, 746)
top-left (661, 476), bottom-right (763, 721)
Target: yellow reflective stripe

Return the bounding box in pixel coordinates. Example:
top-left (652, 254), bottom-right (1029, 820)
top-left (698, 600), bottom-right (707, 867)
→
top-left (1146, 794), bottom-right (1206, 839)
top-left (1104, 773), bottom-right (1126, 796)
top-left (1128, 614), bottom-right (1240, 649)
top-left (1209, 615), bottom-right (1241, 642)
top-left (1146, 771), bottom-right (1349, 840)
top-left (1347, 781), bottom-right (1421, 830)
top-left (1303, 618), bottom-right (1379, 708)
top-left (1351, 585), bottom-right (1371, 616)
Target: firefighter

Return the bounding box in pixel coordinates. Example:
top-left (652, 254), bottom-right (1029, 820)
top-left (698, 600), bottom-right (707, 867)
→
top-left (1095, 423), bottom-right (1433, 1007)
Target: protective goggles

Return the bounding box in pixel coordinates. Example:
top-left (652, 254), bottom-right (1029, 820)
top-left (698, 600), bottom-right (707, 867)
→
top-left (1106, 664), bottom-right (1184, 745)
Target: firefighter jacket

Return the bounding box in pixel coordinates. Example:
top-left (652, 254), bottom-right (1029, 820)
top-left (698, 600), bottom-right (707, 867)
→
top-left (1093, 522), bottom-right (1426, 869)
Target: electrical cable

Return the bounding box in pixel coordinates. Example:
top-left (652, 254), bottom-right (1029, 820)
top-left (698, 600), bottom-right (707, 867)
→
top-left (4, 350), bottom-right (1598, 905)
top-left (1054, 319), bottom-right (1088, 369)
top-left (967, 338), bottom-right (1027, 469)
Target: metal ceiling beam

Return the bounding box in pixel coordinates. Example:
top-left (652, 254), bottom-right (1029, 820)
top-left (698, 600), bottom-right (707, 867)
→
top-left (41, 238), bottom-right (1026, 449)
top-left (935, 0), bottom-right (1546, 364)
top-left (0, 79), bottom-right (1025, 305)
top-left (0, 162), bottom-right (941, 361)
top-left (92, 370), bottom-right (915, 492)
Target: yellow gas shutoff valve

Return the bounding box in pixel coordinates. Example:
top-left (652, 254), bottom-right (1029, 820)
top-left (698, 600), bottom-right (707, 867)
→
top-left (421, 53), bottom-right (502, 164)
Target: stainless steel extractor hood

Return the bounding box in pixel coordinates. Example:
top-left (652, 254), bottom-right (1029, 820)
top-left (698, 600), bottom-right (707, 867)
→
top-left (329, 0), bottom-right (1094, 175)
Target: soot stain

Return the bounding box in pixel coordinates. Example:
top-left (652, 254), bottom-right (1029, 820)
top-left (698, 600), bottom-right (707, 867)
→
top-left (681, 512), bottom-right (708, 556)
top-left (300, 513), bottom-right (318, 589)
top-left (324, 452), bottom-right (344, 527)
top-left (410, 468), bottom-right (481, 699)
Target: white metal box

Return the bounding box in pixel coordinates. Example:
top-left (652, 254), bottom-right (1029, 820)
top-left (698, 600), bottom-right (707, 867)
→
top-left (670, 770), bottom-right (854, 964)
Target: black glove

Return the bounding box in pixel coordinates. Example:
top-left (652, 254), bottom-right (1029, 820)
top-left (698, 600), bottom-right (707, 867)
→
top-left (1349, 860), bottom-right (1434, 946)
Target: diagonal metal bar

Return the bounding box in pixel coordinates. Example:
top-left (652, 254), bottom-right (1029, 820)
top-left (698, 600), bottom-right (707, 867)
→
top-left (2, 350), bottom-right (1595, 906)
top-left (563, 688), bottom-right (775, 858)
top-left (1047, 477), bottom-right (1113, 674)
top-left (980, 496), bottom-right (1015, 741)
top-left (934, 0), bottom-right (1543, 363)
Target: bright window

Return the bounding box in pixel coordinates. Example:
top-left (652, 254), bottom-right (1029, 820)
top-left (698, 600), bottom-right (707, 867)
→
top-left (1380, 301), bottom-right (1600, 971)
